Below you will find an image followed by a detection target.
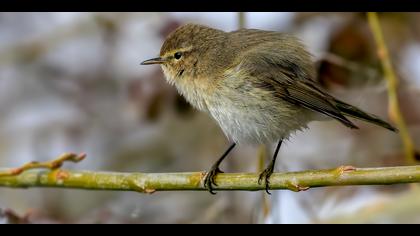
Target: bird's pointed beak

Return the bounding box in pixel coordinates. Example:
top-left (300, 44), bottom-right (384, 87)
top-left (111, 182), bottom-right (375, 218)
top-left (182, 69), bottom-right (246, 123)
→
top-left (140, 57), bottom-right (166, 65)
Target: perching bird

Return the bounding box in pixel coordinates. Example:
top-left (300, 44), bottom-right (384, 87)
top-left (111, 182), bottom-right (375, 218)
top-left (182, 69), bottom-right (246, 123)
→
top-left (141, 23), bottom-right (397, 194)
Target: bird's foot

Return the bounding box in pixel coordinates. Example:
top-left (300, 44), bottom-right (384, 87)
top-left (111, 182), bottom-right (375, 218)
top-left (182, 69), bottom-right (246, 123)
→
top-left (203, 166), bottom-right (224, 194)
top-left (258, 162), bottom-right (275, 195)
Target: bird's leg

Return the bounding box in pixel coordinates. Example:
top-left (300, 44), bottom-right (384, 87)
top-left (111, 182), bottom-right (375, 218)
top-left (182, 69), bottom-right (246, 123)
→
top-left (258, 139), bottom-right (283, 194)
top-left (203, 142), bottom-right (236, 194)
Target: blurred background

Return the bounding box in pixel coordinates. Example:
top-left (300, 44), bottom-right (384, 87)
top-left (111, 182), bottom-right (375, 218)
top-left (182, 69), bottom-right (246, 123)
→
top-left (0, 12), bottom-right (419, 224)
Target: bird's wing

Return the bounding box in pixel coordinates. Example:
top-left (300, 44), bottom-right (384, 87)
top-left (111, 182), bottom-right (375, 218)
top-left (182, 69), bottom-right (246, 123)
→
top-left (241, 50), bottom-right (358, 129)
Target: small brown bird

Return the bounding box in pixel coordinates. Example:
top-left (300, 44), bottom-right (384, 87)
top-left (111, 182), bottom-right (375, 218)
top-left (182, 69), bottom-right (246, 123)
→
top-left (141, 23), bottom-right (397, 194)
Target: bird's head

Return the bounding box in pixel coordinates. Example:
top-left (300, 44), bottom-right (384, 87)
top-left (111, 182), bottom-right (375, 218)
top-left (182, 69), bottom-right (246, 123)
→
top-left (141, 23), bottom-right (228, 86)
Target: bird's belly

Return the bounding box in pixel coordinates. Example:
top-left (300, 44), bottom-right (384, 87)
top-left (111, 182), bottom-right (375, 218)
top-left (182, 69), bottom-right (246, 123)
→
top-left (207, 97), bottom-right (311, 144)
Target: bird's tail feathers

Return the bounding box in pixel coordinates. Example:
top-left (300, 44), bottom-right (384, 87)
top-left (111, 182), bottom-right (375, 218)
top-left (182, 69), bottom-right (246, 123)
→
top-left (334, 99), bottom-right (398, 132)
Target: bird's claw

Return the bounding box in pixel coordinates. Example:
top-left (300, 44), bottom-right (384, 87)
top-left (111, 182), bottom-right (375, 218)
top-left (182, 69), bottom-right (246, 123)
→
top-left (258, 164), bottom-right (274, 194)
top-left (203, 167), bottom-right (223, 194)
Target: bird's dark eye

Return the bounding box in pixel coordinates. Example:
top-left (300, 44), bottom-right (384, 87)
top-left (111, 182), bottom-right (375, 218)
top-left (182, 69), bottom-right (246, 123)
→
top-left (174, 52), bottom-right (182, 60)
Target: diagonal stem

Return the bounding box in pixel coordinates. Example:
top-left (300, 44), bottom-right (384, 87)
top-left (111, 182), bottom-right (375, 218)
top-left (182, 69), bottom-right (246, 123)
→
top-left (367, 12), bottom-right (417, 164)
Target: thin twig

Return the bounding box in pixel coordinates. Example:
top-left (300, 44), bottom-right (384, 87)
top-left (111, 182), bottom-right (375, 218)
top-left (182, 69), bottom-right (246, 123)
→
top-left (367, 12), bottom-right (416, 164)
top-left (256, 144), bottom-right (271, 219)
top-left (238, 12), bottom-right (246, 29)
top-left (0, 153), bottom-right (86, 177)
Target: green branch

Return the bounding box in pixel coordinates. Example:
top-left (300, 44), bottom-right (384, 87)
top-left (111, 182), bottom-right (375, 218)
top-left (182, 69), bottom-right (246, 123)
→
top-left (1, 165), bottom-right (420, 193)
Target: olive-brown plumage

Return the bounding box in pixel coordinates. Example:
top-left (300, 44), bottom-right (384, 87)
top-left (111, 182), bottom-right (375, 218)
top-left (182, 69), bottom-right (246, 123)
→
top-left (141, 23), bottom-right (397, 194)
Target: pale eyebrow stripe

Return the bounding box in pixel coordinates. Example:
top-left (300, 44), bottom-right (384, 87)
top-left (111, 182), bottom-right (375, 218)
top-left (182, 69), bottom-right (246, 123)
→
top-left (164, 46), bottom-right (193, 57)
